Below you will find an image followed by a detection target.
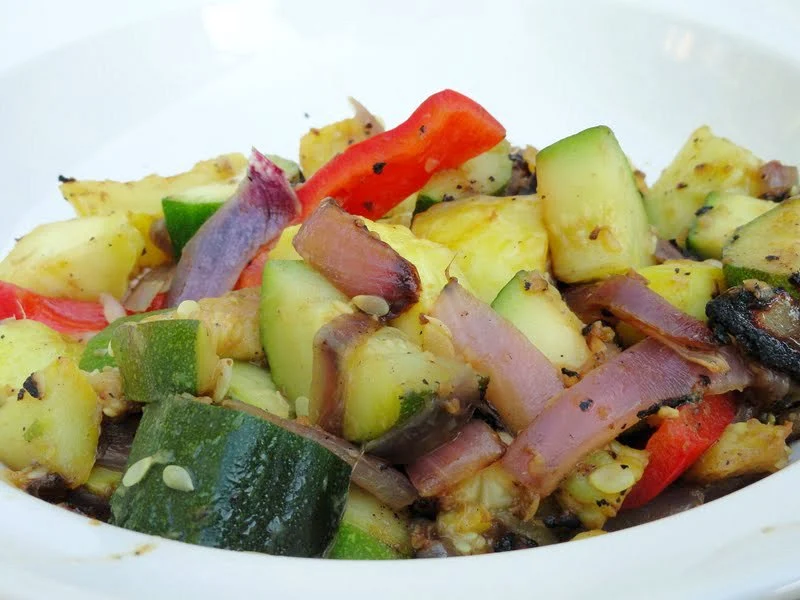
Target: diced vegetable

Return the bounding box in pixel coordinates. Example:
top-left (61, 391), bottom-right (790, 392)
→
top-left (411, 195), bottom-right (548, 304)
top-left (537, 126), bottom-right (654, 283)
top-left (83, 465), bottom-right (123, 498)
top-left (110, 395), bottom-right (351, 557)
top-left (0, 213), bottom-right (144, 301)
top-left (168, 150), bottom-right (300, 306)
top-left (557, 441), bottom-right (649, 529)
top-left (161, 181), bottom-right (237, 258)
top-left (112, 319), bottom-right (218, 403)
top-left (268, 224), bottom-right (302, 261)
top-left (644, 127), bottom-right (763, 242)
top-left (686, 192), bottom-right (775, 259)
top-left (722, 196), bottom-right (800, 298)
top-left (127, 212), bottom-right (173, 269)
top-left (328, 487), bottom-right (411, 559)
top-left (0, 357), bottom-right (101, 486)
top-left (492, 270), bottom-right (592, 372)
top-left (227, 361), bottom-right (291, 418)
top-left (79, 309), bottom-right (168, 372)
top-left (623, 394), bottom-right (736, 509)
top-left (296, 89), bottom-right (506, 220)
top-left (260, 259), bottom-right (353, 403)
top-left (300, 115), bottom-right (378, 178)
top-left (414, 140), bottom-right (513, 212)
top-left (684, 419), bottom-right (792, 482)
top-left (60, 153), bottom-right (247, 217)
top-left (0, 319), bottom-right (83, 398)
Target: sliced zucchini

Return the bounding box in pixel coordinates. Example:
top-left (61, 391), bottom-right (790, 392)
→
top-left (0, 357), bottom-right (101, 486)
top-left (537, 126), bottom-right (654, 283)
top-left (109, 395), bottom-right (351, 557)
top-left (339, 325), bottom-right (477, 443)
top-left (111, 319), bottom-right (218, 403)
top-left (414, 140), bottom-right (513, 213)
top-left (644, 126), bottom-right (763, 242)
top-left (0, 213), bottom-right (145, 301)
top-left (260, 260), bottom-right (353, 403)
top-left (491, 270), bottom-right (591, 372)
top-left (265, 154), bottom-right (303, 186)
top-left (80, 309), bottom-right (169, 372)
top-left (0, 319), bottom-right (83, 398)
top-left (162, 182), bottom-right (237, 258)
top-left (83, 465), bottom-right (123, 498)
top-left (328, 486), bottom-right (411, 559)
top-left (227, 360), bottom-right (291, 418)
top-left (722, 196), bottom-right (800, 297)
top-left (686, 192), bottom-right (775, 259)
top-left (411, 195), bottom-right (548, 304)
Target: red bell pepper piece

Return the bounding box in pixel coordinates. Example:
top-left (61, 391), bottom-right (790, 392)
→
top-left (295, 89), bottom-right (506, 221)
top-left (234, 243), bottom-right (273, 290)
top-left (623, 393), bottom-right (737, 509)
top-left (0, 281), bottom-right (108, 335)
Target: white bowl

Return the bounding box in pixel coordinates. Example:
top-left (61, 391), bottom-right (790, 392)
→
top-left (1, 1), bottom-right (799, 598)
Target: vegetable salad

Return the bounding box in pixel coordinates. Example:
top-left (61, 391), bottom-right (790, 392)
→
top-left (0, 90), bottom-right (797, 559)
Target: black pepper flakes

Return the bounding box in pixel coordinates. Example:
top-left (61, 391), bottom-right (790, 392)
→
top-left (561, 368), bottom-right (579, 377)
top-left (362, 201), bottom-right (375, 213)
top-left (372, 162), bottom-right (386, 175)
top-left (58, 174), bottom-right (76, 183)
top-left (579, 399), bottom-right (594, 412)
top-left (595, 498), bottom-right (610, 507)
top-left (419, 125), bottom-right (426, 134)
top-left (676, 182), bottom-right (688, 189)
top-left (695, 205), bottom-right (712, 216)
top-left (589, 226), bottom-right (602, 240)
top-left (698, 374), bottom-right (711, 387)
top-left (523, 280), bottom-right (532, 291)
top-left (789, 272), bottom-right (800, 287)
top-left (19, 374), bottom-right (41, 400)
top-left (765, 255), bottom-right (780, 261)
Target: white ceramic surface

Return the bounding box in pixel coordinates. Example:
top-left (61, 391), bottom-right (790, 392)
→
top-left (1, 1), bottom-right (799, 599)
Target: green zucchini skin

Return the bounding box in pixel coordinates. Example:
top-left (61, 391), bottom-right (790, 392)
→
top-left (110, 395), bottom-right (351, 557)
top-left (79, 309), bottom-right (169, 372)
top-left (328, 523), bottom-right (401, 560)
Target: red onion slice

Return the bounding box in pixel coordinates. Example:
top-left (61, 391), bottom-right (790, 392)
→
top-left (406, 420), bottom-right (505, 497)
top-left (430, 279), bottom-right (564, 433)
top-left (168, 150), bottom-right (300, 306)
top-left (757, 160), bottom-right (798, 199)
top-left (565, 274), bottom-right (719, 351)
top-left (222, 399), bottom-right (418, 509)
top-left (309, 313), bottom-right (380, 436)
top-left (123, 265), bottom-right (174, 313)
top-left (654, 239), bottom-right (685, 263)
top-left (293, 199), bottom-right (421, 318)
top-left (501, 339), bottom-right (752, 497)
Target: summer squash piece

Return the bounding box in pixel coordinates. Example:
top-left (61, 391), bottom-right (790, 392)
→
top-left (227, 360), bottom-right (291, 419)
top-left (110, 395), bottom-right (350, 557)
top-left (502, 339), bottom-right (751, 497)
top-left (293, 199), bottom-right (421, 318)
top-left (430, 278), bottom-right (564, 433)
top-left (80, 309), bottom-right (169, 372)
top-left (622, 393), bottom-right (736, 509)
top-left (168, 150), bottom-right (300, 306)
top-left (296, 89), bottom-right (506, 220)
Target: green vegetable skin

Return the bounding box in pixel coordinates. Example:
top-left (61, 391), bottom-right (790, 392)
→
top-left (111, 319), bottom-right (218, 403)
top-left (723, 196), bottom-right (800, 298)
top-left (227, 360), bottom-right (292, 418)
top-left (414, 140), bottom-right (513, 214)
top-left (79, 309), bottom-right (169, 372)
top-left (260, 259), bottom-right (353, 403)
top-left (686, 192), bottom-right (775, 259)
top-left (110, 395), bottom-right (351, 557)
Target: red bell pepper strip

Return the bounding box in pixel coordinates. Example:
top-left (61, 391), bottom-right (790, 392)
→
top-left (295, 89), bottom-right (506, 221)
top-left (234, 243), bottom-right (273, 290)
top-left (0, 281), bottom-right (108, 335)
top-left (622, 393), bottom-right (737, 509)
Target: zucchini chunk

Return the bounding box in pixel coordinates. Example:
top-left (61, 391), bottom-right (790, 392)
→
top-left (414, 140), bottom-right (513, 213)
top-left (537, 126), bottom-right (654, 283)
top-left (686, 192), bottom-right (775, 259)
top-left (0, 213), bottom-right (145, 301)
top-left (162, 182), bottom-right (237, 258)
top-left (260, 259), bottom-right (354, 404)
top-left (328, 486), bottom-right (411, 559)
top-left (0, 357), bottom-right (102, 487)
top-left (644, 126), bottom-right (763, 242)
top-left (491, 270), bottom-right (591, 372)
top-left (227, 360), bottom-right (291, 418)
top-left (707, 282), bottom-right (800, 380)
top-left (722, 196), bottom-right (800, 298)
top-left (80, 309), bottom-right (169, 372)
top-left (0, 319), bottom-right (83, 398)
top-left (110, 395), bottom-right (351, 557)
top-left (112, 319), bottom-right (218, 403)
top-left (411, 195), bottom-right (548, 304)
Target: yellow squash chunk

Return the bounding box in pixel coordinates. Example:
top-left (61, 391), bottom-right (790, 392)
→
top-left (0, 213), bottom-right (145, 300)
top-left (645, 126), bottom-right (763, 242)
top-left (685, 420), bottom-right (792, 483)
top-left (411, 195), bottom-right (549, 304)
top-left (268, 224), bottom-right (302, 261)
top-left (127, 212), bottom-right (172, 269)
top-left (556, 441), bottom-right (649, 529)
top-left (0, 320), bottom-right (83, 399)
top-left (299, 117), bottom-right (376, 177)
top-left (0, 357), bottom-right (102, 487)
top-left (60, 153), bottom-right (247, 217)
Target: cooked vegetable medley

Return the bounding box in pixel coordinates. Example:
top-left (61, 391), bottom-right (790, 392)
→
top-left (1, 90), bottom-right (798, 558)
